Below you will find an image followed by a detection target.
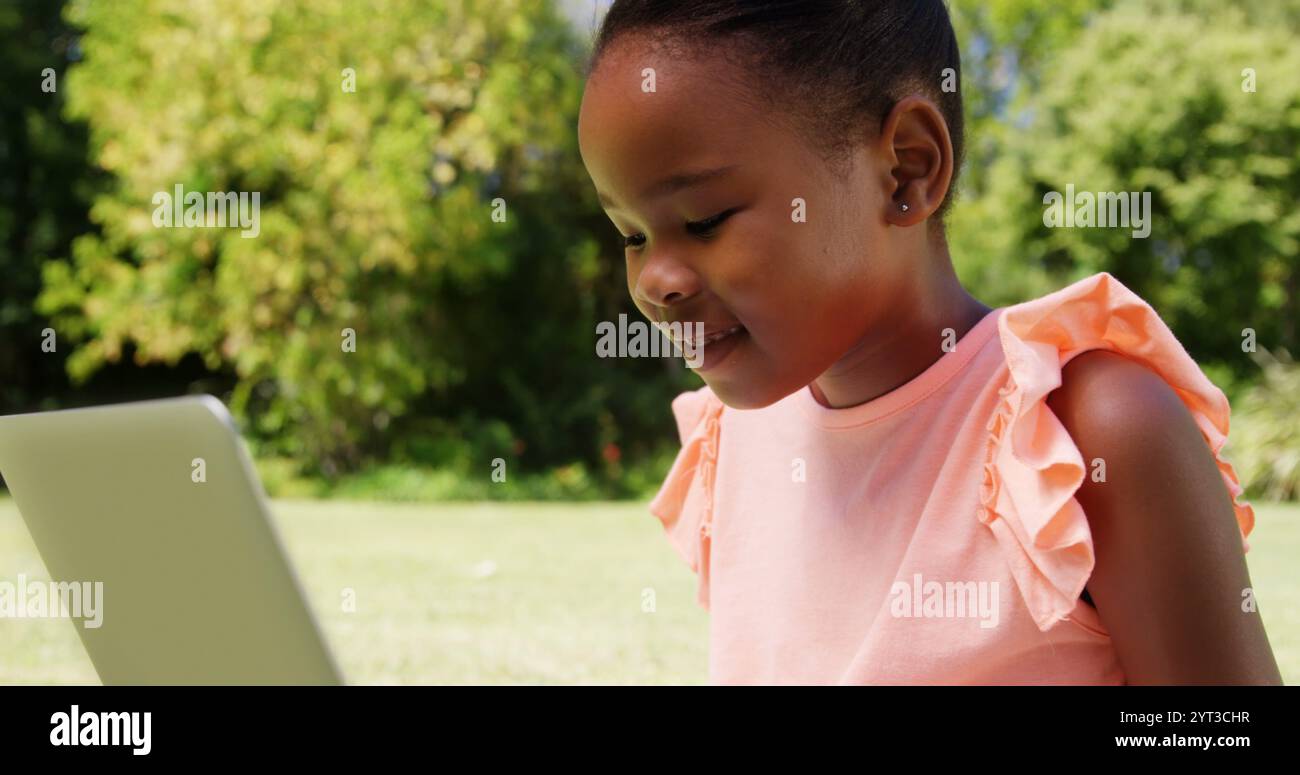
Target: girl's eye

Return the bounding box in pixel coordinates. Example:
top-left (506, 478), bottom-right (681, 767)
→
top-left (686, 208), bottom-right (738, 238)
top-left (619, 208), bottom-right (738, 250)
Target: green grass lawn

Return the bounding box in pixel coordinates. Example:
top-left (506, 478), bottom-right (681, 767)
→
top-left (0, 497), bottom-right (709, 684)
top-left (1, 496), bottom-right (1297, 684)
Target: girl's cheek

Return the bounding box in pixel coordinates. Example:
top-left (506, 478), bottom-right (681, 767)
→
top-left (724, 231), bottom-right (804, 301)
top-left (625, 262), bottom-right (647, 306)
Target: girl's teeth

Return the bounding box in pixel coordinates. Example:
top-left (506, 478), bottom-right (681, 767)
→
top-left (695, 326), bottom-right (741, 346)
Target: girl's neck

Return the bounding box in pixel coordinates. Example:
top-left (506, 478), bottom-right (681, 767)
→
top-left (810, 262), bottom-right (992, 410)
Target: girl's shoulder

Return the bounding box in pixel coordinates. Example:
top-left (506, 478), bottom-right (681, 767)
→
top-left (979, 271), bottom-right (1255, 631)
top-left (990, 271), bottom-right (1245, 488)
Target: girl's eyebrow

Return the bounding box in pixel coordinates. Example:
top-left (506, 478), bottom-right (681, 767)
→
top-left (598, 164), bottom-right (739, 209)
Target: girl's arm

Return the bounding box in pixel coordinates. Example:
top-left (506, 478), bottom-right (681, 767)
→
top-left (1047, 349), bottom-right (1283, 685)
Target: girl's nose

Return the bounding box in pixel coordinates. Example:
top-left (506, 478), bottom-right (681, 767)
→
top-left (633, 253), bottom-right (702, 309)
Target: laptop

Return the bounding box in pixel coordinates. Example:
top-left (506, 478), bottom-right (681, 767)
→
top-left (0, 394), bottom-right (343, 685)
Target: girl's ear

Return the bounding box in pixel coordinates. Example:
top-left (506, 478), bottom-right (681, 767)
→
top-left (877, 95), bottom-right (954, 227)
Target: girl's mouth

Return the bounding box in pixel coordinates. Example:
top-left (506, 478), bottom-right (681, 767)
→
top-left (683, 324), bottom-right (748, 373)
top-left (684, 324), bottom-right (745, 348)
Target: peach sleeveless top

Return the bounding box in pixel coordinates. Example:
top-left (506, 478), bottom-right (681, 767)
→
top-left (649, 272), bottom-right (1254, 684)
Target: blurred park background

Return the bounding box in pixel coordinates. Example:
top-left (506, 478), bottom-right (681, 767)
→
top-left (1, 0), bottom-right (1298, 682)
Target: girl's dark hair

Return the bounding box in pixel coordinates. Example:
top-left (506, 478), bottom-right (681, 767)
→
top-left (587, 0), bottom-right (965, 218)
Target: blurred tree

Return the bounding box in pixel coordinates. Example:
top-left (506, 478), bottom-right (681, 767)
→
top-left (945, 0), bottom-right (1114, 305)
top-left (0, 0), bottom-right (98, 412)
top-left (38, 0), bottom-right (686, 479)
top-left (949, 0), bottom-right (1114, 195)
top-left (948, 0), bottom-right (1300, 380)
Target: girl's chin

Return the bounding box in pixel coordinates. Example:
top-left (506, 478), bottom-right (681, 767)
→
top-left (698, 369), bottom-right (791, 412)
top-left (699, 348), bottom-right (827, 411)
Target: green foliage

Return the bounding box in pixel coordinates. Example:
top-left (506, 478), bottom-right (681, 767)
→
top-left (0, 0), bottom-right (99, 411)
top-left (37, 0), bottom-right (691, 482)
top-left (1231, 351), bottom-right (1300, 501)
top-left (948, 0), bottom-right (1115, 197)
top-left (949, 1), bottom-right (1300, 376)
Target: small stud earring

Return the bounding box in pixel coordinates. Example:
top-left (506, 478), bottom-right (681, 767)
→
top-left (899, 202), bottom-right (909, 212)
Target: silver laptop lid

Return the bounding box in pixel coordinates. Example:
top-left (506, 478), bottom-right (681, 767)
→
top-left (0, 395), bottom-right (342, 685)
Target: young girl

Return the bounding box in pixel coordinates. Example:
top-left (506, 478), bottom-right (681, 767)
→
top-left (577, 0), bottom-right (1282, 684)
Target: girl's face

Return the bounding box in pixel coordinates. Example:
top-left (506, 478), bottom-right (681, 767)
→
top-left (578, 36), bottom-right (915, 410)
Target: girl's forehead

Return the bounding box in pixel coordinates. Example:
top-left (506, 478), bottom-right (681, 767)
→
top-left (578, 44), bottom-right (783, 208)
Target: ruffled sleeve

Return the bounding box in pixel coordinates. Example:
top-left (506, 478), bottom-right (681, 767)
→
top-left (648, 386), bottom-right (725, 609)
top-left (978, 271), bottom-right (1256, 632)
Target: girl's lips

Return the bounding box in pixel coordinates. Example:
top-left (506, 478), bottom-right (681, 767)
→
top-left (682, 324), bottom-right (744, 348)
top-left (685, 325), bottom-right (747, 372)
